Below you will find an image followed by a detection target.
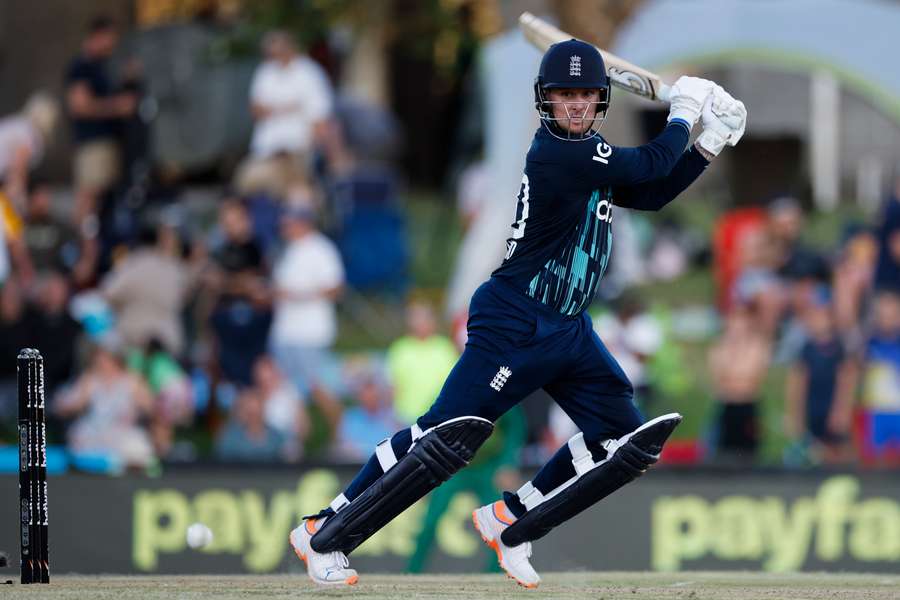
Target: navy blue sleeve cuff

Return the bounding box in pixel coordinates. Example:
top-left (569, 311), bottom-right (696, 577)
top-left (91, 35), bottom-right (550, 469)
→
top-left (668, 118), bottom-right (692, 134)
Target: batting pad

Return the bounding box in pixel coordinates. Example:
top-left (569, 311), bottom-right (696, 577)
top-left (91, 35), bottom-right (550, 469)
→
top-left (311, 416), bottom-right (493, 554)
top-left (501, 413), bottom-right (682, 546)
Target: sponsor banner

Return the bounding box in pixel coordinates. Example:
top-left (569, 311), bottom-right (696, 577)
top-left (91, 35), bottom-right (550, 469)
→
top-left (1, 469), bottom-right (899, 574)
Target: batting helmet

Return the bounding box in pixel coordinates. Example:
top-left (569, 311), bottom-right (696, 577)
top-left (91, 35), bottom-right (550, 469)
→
top-left (534, 39), bottom-right (611, 140)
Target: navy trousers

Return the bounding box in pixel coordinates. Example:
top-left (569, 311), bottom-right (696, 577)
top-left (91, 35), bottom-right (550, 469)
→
top-left (339, 276), bottom-right (643, 514)
top-left (419, 277), bottom-right (642, 442)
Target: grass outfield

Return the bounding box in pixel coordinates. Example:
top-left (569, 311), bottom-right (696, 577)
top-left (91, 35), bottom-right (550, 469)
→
top-left (1, 572), bottom-right (898, 600)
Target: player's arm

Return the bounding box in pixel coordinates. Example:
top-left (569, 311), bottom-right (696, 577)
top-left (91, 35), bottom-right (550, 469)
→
top-left (579, 123), bottom-right (690, 187)
top-left (613, 145), bottom-right (708, 211)
top-left (571, 76), bottom-right (713, 187)
top-left (615, 87), bottom-right (747, 210)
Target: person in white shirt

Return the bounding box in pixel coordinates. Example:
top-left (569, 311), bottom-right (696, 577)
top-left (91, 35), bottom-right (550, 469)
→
top-left (270, 194), bottom-right (344, 403)
top-left (235, 30), bottom-right (333, 197)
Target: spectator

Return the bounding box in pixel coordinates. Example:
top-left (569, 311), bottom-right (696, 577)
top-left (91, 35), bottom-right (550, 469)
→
top-left (832, 225), bottom-right (877, 336)
top-left (456, 160), bottom-right (488, 231)
top-left (773, 267), bottom-right (828, 365)
top-left (20, 271), bottom-right (81, 395)
top-left (101, 225), bottom-right (191, 356)
top-left (768, 196), bottom-right (824, 282)
top-left (386, 301), bottom-right (458, 425)
top-left (207, 198), bottom-right (271, 385)
top-left (784, 289), bottom-right (857, 464)
top-left (712, 206), bottom-right (767, 312)
top-left (215, 386), bottom-right (288, 463)
top-left (707, 304), bottom-right (771, 462)
top-left (0, 280), bottom-right (28, 420)
top-left (55, 340), bottom-right (156, 470)
top-left (732, 227), bottom-right (784, 336)
top-left (334, 370), bottom-right (397, 461)
top-left (874, 183), bottom-right (900, 291)
top-left (0, 202), bottom-right (10, 286)
top-left (734, 229), bottom-right (784, 336)
top-left (0, 93), bottom-right (59, 199)
top-left (858, 289), bottom-right (900, 463)
top-left (128, 339), bottom-right (194, 459)
top-left (235, 30), bottom-right (333, 197)
top-left (269, 198), bottom-right (343, 404)
top-left (0, 180), bottom-right (32, 287)
top-left (65, 16), bottom-right (137, 228)
top-left (22, 181), bottom-right (96, 285)
top-left (253, 354), bottom-right (308, 461)
top-left (0, 162), bottom-right (34, 298)
top-left (592, 297), bottom-right (665, 410)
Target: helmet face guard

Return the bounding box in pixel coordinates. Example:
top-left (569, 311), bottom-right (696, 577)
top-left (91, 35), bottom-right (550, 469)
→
top-left (533, 38), bottom-right (611, 141)
top-left (534, 82), bottom-right (610, 141)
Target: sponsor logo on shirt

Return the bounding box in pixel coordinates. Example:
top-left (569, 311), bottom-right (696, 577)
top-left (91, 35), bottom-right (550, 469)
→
top-left (595, 198), bottom-right (613, 223)
top-left (592, 142), bottom-right (612, 164)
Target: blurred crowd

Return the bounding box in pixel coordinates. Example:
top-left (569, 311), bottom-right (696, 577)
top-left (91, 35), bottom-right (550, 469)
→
top-left (0, 18), bottom-right (415, 472)
top-left (0, 16), bottom-right (898, 474)
top-left (707, 194), bottom-right (900, 466)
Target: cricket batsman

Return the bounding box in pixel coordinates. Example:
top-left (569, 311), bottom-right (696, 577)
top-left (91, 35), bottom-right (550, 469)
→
top-left (290, 39), bottom-right (747, 587)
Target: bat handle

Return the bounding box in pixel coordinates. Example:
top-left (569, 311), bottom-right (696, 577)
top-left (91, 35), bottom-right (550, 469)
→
top-left (657, 84), bottom-right (672, 104)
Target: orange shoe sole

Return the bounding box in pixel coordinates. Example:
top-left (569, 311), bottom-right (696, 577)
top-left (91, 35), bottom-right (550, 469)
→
top-left (471, 510), bottom-right (538, 589)
top-left (289, 531), bottom-right (358, 586)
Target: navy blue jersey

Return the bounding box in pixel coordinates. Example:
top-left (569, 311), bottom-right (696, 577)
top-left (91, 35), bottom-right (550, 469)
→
top-left (65, 56), bottom-right (118, 142)
top-left (492, 122), bottom-right (709, 316)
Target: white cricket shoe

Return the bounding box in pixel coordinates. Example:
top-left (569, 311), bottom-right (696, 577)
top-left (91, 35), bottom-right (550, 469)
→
top-left (289, 518), bottom-right (359, 586)
top-left (473, 501), bottom-right (541, 589)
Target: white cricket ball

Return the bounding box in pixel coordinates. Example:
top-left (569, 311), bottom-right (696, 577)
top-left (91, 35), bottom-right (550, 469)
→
top-left (186, 523), bottom-right (214, 549)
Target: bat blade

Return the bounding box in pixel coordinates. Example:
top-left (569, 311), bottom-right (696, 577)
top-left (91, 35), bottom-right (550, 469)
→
top-left (518, 12), bottom-right (671, 103)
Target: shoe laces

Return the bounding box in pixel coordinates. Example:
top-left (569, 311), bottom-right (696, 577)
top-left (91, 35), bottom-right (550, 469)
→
top-left (328, 551), bottom-right (349, 569)
top-left (510, 540), bottom-right (532, 560)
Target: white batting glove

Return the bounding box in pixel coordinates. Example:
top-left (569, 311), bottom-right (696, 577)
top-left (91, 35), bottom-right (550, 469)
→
top-left (667, 76), bottom-right (715, 128)
top-left (711, 85), bottom-right (747, 146)
top-left (697, 86), bottom-right (747, 156)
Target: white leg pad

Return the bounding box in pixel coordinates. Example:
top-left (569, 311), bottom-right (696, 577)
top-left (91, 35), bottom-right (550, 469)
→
top-left (516, 481), bottom-right (546, 511)
top-left (375, 438), bottom-right (398, 472)
top-left (329, 493), bottom-right (350, 513)
top-left (568, 432), bottom-right (595, 476)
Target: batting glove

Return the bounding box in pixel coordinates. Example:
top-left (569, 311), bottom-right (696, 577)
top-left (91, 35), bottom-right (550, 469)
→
top-left (697, 86), bottom-right (747, 156)
top-left (667, 76), bottom-right (715, 128)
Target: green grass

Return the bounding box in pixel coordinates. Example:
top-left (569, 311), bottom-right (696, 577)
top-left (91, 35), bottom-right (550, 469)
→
top-left (5, 572), bottom-right (899, 599)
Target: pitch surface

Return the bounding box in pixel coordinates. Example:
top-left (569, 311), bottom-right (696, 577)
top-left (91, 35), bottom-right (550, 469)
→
top-left (1, 572), bottom-right (898, 599)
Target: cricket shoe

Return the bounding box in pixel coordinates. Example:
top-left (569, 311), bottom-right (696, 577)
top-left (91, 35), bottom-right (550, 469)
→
top-left (289, 518), bottom-right (359, 586)
top-left (473, 500), bottom-right (541, 588)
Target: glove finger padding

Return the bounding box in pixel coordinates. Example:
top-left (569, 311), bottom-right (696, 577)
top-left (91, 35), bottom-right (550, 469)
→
top-left (667, 76), bottom-right (715, 127)
top-left (723, 99), bottom-right (746, 146)
top-left (708, 85), bottom-right (746, 146)
top-left (697, 96), bottom-right (731, 157)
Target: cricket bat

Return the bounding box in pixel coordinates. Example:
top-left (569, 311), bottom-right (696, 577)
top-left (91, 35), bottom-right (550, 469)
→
top-left (519, 12), bottom-right (671, 104)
